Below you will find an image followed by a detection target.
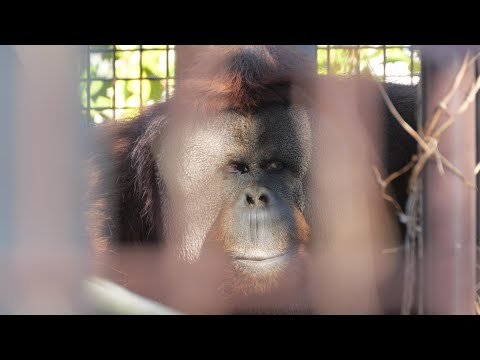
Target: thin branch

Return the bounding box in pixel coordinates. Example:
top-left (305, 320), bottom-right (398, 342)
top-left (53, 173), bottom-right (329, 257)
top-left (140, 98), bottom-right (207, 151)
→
top-left (383, 155), bottom-right (418, 186)
top-left (367, 62), bottom-right (430, 153)
top-left (424, 53), bottom-right (470, 137)
top-left (431, 74), bottom-right (480, 140)
top-left (439, 154), bottom-right (477, 190)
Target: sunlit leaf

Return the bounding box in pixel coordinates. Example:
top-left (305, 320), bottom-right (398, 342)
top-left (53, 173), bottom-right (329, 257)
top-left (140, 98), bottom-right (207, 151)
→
top-left (92, 95), bottom-right (113, 108)
top-left (115, 80), bottom-right (126, 108)
top-left (115, 51), bottom-right (141, 78)
top-left (317, 49), bottom-right (328, 74)
top-left (411, 51), bottom-right (421, 73)
top-left (142, 45), bottom-right (167, 49)
top-left (90, 109), bottom-right (114, 124)
top-left (168, 50), bottom-right (175, 77)
top-left (145, 80), bottom-right (164, 105)
top-left (126, 80), bottom-right (141, 107)
top-left (142, 51), bottom-right (162, 77)
top-left (90, 52), bottom-right (113, 78)
top-left (116, 45), bottom-right (140, 50)
top-left (90, 80), bottom-right (107, 98)
top-left (90, 45), bottom-right (113, 49)
top-left (141, 79), bottom-right (151, 104)
top-left (386, 48), bottom-right (411, 63)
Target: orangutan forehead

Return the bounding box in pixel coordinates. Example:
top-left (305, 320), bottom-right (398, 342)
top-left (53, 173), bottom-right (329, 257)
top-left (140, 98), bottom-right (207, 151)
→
top-left (208, 104), bottom-right (311, 144)
top-left (178, 103), bottom-right (313, 172)
top-left (157, 103), bottom-right (312, 176)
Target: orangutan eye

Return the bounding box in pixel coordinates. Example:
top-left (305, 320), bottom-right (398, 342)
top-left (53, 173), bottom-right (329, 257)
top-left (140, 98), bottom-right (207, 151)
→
top-left (266, 160), bottom-right (285, 171)
top-left (226, 162), bottom-right (249, 174)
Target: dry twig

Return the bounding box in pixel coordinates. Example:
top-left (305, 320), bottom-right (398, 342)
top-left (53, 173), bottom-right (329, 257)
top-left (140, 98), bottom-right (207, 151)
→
top-left (368, 52), bottom-right (478, 214)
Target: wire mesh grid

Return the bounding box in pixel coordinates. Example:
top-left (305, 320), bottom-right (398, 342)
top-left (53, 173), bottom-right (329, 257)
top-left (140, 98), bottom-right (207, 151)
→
top-left (82, 45), bottom-right (419, 125)
top-left (81, 45), bottom-right (175, 125)
top-left (317, 45), bottom-right (420, 84)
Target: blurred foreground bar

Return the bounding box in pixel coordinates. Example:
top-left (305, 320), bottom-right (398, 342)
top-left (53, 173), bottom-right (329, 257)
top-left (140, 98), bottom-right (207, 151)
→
top-left (0, 46), bottom-right (16, 313)
top-left (1, 46), bottom-right (88, 314)
top-left (420, 45), bottom-right (477, 314)
top-left (292, 45), bottom-right (317, 61)
top-left (308, 76), bottom-right (401, 314)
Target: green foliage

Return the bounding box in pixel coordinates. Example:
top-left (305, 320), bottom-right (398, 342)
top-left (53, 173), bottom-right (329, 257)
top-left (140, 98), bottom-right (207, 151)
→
top-left (82, 45), bottom-right (175, 123)
top-left (317, 45), bottom-right (419, 84)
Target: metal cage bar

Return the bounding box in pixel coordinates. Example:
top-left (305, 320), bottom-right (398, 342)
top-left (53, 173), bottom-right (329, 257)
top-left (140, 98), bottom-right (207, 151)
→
top-left (420, 46), bottom-right (477, 314)
top-left (2, 46), bottom-right (88, 314)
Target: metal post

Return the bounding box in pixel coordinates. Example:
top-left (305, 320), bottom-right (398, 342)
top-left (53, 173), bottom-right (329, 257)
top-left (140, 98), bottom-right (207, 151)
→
top-left (0, 46), bottom-right (15, 249)
top-left (7, 45), bottom-right (88, 314)
top-left (420, 45), bottom-right (477, 314)
top-left (0, 46), bottom-right (17, 313)
top-left (476, 57), bottom-right (480, 303)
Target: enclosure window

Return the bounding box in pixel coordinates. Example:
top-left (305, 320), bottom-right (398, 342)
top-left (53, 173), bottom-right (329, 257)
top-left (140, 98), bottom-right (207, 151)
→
top-left (83, 45), bottom-right (419, 125)
top-left (317, 45), bottom-right (420, 85)
top-left (81, 45), bottom-right (175, 125)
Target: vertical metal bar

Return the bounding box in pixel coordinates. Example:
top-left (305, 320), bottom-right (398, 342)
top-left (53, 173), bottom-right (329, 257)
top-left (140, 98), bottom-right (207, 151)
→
top-left (140, 45), bottom-right (143, 108)
top-left (86, 47), bottom-right (91, 126)
top-left (476, 58), bottom-right (480, 296)
top-left (355, 45), bottom-right (360, 75)
top-left (327, 45), bottom-right (331, 74)
top-left (415, 47), bottom-right (425, 314)
top-left (421, 45), bottom-right (477, 314)
top-left (0, 46), bottom-right (17, 313)
top-left (410, 47), bottom-right (415, 85)
top-left (383, 46), bottom-right (387, 82)
top-left (0, 46), bottom-right (15, 249)
top-left (10, 45), bottom-right (88, 314)
top-left (113, 46), bottom-right (116, 120)
top-left (166, 45), bottom-right (170, 100)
